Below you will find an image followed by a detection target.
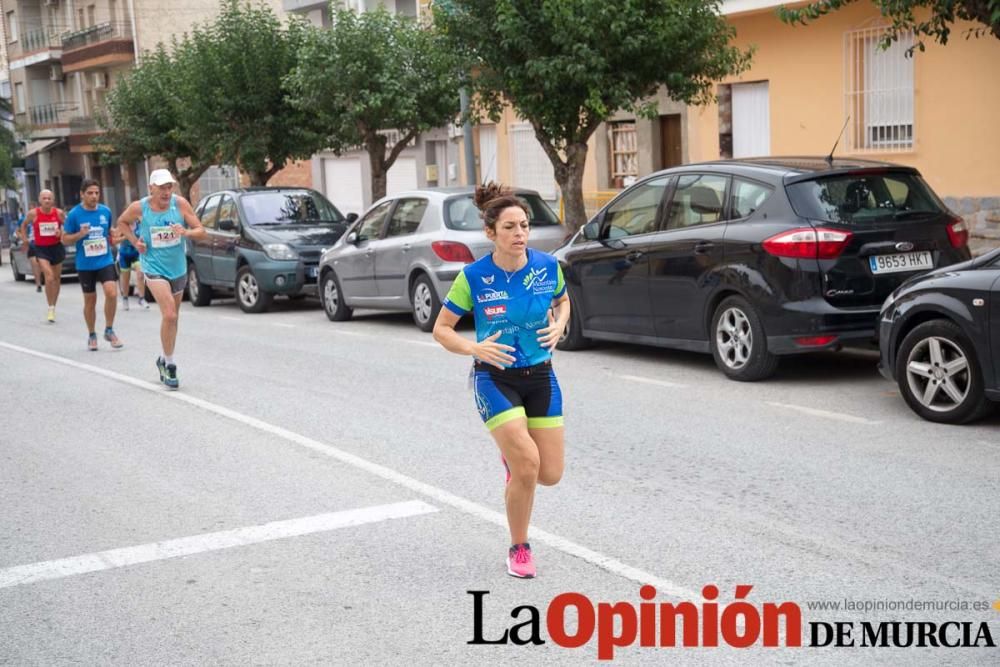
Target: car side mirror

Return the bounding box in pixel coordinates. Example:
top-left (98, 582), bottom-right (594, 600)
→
top-left (218, 218), bottom-right (238, 232)
top-left (345, 231), bottom-right (359, 245)
top-left (582, 220), bottom-right (600, 241)
top-left (345, 212), bottom-right (359, 223)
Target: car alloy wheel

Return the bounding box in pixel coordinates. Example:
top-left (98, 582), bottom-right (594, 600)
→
top-left (412, 281), bottom-right (433, 324)
top-left (323, 273), bottom-right (339, 314)
top-left (409, 274), bottom-right (440, 332)
top-left (238, 272), bottom-right (259, 307)
top-left (188, 270), bottom-right (199, 302)
top-left (715, 306), bottom-right (753, 370)
top-left (904, 336), bottom-right (971, 413)
top-left (321, 270), bottom-right (352, 321)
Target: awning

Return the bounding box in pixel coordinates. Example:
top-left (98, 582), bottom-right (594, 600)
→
top-left (21, 138), bottom-right (63, 158)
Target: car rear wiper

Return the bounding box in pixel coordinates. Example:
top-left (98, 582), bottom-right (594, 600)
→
top-left (251, 222), bottom-right (288, 226)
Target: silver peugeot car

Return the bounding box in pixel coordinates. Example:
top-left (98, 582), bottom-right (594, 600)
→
top-left (317, 186), bottom-right (568, 331)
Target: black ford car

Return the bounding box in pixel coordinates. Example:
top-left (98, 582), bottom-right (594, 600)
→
top-left (878, 248), bottom-right (1000, 424)
top-left (555, 157), bottom-right (971, 381)
top-left (185, 188), bottom-right (355, 313)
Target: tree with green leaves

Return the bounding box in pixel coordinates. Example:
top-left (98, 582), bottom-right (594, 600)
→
top-left (288, 7), bottom-right (465, 202)
top-left (435, 0), bottom-right (751, 230)
top-left (179, 0), bottom-right (325, 185)
top-left (98, 44), bottom-right (215, 199)
top-left (0, 97), bottom-right (18, 191)
top-left (779, 0), bottom-right (1000, 49)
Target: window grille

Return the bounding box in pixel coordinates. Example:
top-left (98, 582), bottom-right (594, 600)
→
top-left (844, 27), bottom-right (915, 152)
top-left (609, 122), bottom-right (638, 182)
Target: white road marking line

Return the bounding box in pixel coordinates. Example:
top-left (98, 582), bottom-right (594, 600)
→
top-left (0, 501), bottom-right (437, 590)
top-left (0, 342), bottom-right (699, 601)
top-left (767, 401), bottom-right (880, 425)
top-left (619, 374), bottom-right (687, 388)
top-left (390, 337), bottom-right (439, 348)
top-left (220, 316), bottom-right (242, 322)
top-left (272, 323), bottom-right (295, 329)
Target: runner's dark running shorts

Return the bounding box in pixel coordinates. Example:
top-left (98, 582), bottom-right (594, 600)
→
top-left (78, 264), bottom-right (119, 293)
top-left (33, 243), bottom-right (65, 265)
top-left (472, 360), bottom-right (563, 431)
top-left (27, 242), bottom-right (36, 258)
top-left (118, 247), bottom-right (140, 269)
top-left (145, 272), bottom-right (188, 295)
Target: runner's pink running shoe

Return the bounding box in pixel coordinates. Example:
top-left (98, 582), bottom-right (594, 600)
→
top-left (507, 543), bottom-right (536, 578)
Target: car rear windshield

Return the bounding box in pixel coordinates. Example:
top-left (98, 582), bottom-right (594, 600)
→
top-left (240, 191), bottom-right (344, 226)
top-left (785, 171), bottom-right (946, 225)
top-left (444, 194), bottom-right (561, 231)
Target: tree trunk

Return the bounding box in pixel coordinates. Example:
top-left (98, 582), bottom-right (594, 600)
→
top-left (553, 143), bottom-right (590, 233)
top-left (366, 133), bottom-right (389, 202)
top-left (248, 171), bottom-right (268, 186)
top-left (174, 161), bottom-right (211, 202)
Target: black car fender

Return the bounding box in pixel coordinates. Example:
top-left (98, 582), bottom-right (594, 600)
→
top-left (892, 294), bottom-right (996, 395)
top-left (888, 294), bottom-right (982, 372)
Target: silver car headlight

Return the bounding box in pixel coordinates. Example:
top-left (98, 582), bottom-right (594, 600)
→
top-left (263, 243), bottom-right (299, 261)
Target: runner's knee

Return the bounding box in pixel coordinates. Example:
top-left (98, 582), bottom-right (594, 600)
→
top-left (537, 464), bottom-right (563, 486)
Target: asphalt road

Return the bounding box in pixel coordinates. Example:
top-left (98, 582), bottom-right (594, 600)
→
top-left (1, 267), bottom-right (997, 665)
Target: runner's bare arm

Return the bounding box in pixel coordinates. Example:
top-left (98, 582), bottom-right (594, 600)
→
top-left (432, 308), bottom-right (516, 369)
top-left (116, 202), bottom-right (144, 248)
top-left (172, 197), bottom-right (206, 241)
top-left (61, 221), bottom-right (90, 244)
top-left (537, 292), bottom-right (571, 351)
top-left (18, 210), bottom-right (35, 244)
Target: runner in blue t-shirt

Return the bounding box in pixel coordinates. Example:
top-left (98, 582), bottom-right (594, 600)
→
top-left (62, 179), bottom-right (123, 351)
top-left (432, 182), bottom-right (571, 579)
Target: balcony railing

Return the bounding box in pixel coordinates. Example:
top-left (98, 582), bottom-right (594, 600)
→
top-left (62, 21), bottom-right (133, 51)
top-left (22, 27), bottom-right (64, 51)
top-left (27, 102), bottom-right (79, 126)
top-left (69, 116), bottom-right (102, 134)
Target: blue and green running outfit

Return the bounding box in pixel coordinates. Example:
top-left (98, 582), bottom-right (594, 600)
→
top-left (443, 248), bottom-right (567, 431)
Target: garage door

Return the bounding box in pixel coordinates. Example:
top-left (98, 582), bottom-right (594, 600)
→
top-left (323, 157), bottom-right (364, 216)
top-left (510, 123), bottom-right (557, 200)
top-left (387, 156), bottom-right (418, 196)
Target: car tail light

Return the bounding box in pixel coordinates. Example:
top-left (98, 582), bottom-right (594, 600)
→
top-left (762, 227), bottom-right (853, 260)
top-left (794, 335), bottom-right (838, 347)
top-left (945, 215), bottom-right (968, 248)
top-left (431, 241), bottom-right (475, 263)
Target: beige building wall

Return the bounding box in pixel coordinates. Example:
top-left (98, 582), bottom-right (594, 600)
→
top-left (132, 0), bottom-right (285, 54)
top-left (688, 4), bottom-right (1000, 199)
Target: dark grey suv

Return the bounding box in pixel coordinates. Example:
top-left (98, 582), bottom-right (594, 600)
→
top-left (186, 188), bottom-right (355, 313)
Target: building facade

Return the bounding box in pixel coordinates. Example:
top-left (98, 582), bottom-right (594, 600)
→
top-left (1, 0), bottom-right (283, 214)
top-left (577, 1), bottom-right (1000, 250)
top-left (283, 0), bottom-right (470, 216)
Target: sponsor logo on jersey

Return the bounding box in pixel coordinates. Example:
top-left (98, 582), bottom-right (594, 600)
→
top-left (523, 267), bottom-right (548, 290)
top-left (482, 274), bottom-right (495, 285)
top-left (476, 289), bottom-right (509, 303)
top-left (484, 305), bottom-right (507, 320)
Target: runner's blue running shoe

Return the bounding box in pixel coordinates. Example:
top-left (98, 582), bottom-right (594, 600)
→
top-left (164, 363), bottom-right (179, 390)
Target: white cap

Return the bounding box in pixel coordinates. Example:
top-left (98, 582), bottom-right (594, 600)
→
top-left (149, 169), bottom-right (177, 187)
